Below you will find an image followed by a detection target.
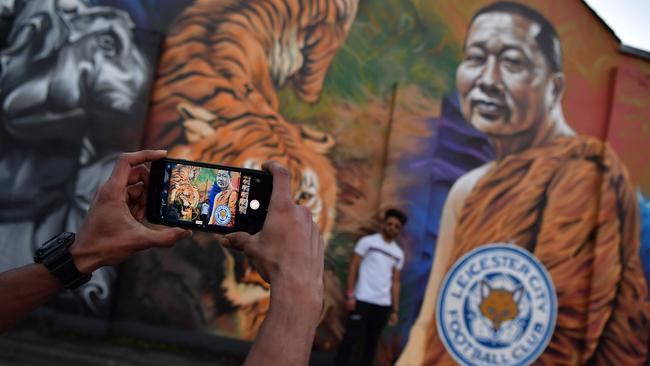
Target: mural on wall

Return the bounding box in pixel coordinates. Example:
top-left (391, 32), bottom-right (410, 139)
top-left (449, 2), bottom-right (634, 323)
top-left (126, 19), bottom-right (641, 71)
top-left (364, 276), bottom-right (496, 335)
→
top-left (606, 65), bottom-right (650, 291)
top-left (118, 0), bottom-right (650, 361)
top-left (0, 0), bottom-right (157, 316)
top-left (1, 0), bottom-right (649, 364)
top-left (390, 2), bottom-right (650, 366)
top-left (117, 0), bottom-right (358, 347)
top-left (642, 194), bottom-right (650, 289)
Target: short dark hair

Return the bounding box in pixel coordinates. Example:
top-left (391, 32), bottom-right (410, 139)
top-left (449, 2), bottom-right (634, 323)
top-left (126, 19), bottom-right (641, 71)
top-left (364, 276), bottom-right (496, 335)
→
top-left (469, 1), bottom-right (563, 73)
top-left (385, 208), bottom-right (408, 225)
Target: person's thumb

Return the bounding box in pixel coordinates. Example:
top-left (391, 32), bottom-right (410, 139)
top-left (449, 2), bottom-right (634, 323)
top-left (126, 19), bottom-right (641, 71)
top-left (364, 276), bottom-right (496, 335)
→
top-left (224, 231), bottom-right (253, 252)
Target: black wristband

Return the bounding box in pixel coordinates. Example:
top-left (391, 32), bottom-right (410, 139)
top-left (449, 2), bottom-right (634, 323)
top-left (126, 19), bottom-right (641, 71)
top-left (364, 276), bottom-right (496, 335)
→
top-left (34, 232), bottom-right (91, 289)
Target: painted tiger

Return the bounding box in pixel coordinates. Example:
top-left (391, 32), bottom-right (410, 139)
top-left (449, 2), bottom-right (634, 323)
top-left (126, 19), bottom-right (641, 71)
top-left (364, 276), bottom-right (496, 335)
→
top-left (141, 0), bottom-right (358, 345)
top-left (166, 102), bottom-right (343, 345)
top-left (143, 0), bottom-right (358, 241)
top-left (169, 102), bottom-right (337, 242)
top-left (168, 165), bottom-right (201, 221)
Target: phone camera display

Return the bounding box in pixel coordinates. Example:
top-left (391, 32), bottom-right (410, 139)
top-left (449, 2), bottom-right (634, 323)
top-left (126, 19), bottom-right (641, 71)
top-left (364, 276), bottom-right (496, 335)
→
top-left (161, 163), bottom-right (241, 228)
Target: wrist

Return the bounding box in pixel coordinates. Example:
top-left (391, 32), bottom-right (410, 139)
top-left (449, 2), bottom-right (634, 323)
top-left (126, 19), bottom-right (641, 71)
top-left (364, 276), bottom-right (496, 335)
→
top-left (346, 289), bottom-right (354, 299)
top-left (271, 272), bottom-right (322, 315)
top-left (270, 286), bottom-right (321, 327)
top-left (69, 238), bottom-right (99, 275)
top-left (34, 232), bottom-right (92, 289)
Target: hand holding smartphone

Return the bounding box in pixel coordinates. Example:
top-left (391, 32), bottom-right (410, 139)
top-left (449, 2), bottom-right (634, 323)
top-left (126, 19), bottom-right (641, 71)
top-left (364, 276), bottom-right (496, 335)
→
top-left (146, 158), bottom-right (272, 234)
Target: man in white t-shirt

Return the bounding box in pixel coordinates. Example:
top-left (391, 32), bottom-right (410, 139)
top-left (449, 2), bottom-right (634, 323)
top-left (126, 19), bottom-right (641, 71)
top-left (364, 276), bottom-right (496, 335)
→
top-left (333, 208), bottom-right (407, 366)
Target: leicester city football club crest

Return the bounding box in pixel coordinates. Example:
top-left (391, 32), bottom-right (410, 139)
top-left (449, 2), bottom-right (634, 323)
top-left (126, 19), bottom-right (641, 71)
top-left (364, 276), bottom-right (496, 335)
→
top-left (436, 244), bottom-right (557, 366)
top-left (214, 204), bottom-right (232, 225)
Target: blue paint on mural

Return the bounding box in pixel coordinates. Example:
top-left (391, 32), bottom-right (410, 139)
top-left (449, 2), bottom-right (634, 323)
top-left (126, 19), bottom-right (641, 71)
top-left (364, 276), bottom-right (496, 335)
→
top-left (639, 192), bottom-right (650, 292)
top-left (397, 92), bottom-right (493, 348)
top-left (94, 0), bottom-right (194, 31)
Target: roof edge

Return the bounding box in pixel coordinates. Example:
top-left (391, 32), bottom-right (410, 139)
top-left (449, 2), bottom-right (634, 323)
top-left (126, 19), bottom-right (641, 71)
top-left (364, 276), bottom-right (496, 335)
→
top-left (580, 0), bottom-right (621, 44)
top-left (619, 44), bottom-right (650, 61)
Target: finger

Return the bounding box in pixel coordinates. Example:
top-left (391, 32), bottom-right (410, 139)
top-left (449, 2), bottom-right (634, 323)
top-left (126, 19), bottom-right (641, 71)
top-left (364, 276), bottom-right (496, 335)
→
top-left (224, 231), bottom-right (254, 252)
top-left (127, 184), bottom-right (145, 216)
top-left (139, 227), bottom-right (191, 249)
top-left (141, 165), bottom-right (151, 190)
top-left (109, 150), bottom-right (166, 187)
top-left (127, 164), bottom-right (150, 186)
top-left (309, 221), bottom-right (320, 257)
top-left (316, 234), bottom-right (325, 274)
top-left (127, 182), bottom-right (146, 202)
top-left (133, 192), bottom-right (148, 221)
top-left (214, 235), bottom-right (231, 248)
top-left (313, 227), bottom-right (325, 294)
top-left (249, 256), bottom-right (270, 284)
top-left (134, 186), bottom-right (149, 221)
top-left (298, 204), bottom-right (313, 222)
top-left (134, 204), bottom-right (147, 222)
top-left (261, 160), bottom-right (293, 210)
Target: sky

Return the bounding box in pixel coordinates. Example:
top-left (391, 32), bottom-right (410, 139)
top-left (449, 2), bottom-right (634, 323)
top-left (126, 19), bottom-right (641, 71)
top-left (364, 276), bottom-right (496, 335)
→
top-left (584, 0), bottom-right (650, 53)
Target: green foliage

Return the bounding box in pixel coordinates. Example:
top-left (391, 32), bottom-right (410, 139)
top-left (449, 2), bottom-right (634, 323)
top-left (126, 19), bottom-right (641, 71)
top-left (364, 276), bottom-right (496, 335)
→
top-left (326, 232), bottom-right (362, 284)
top-left (279, 0), bottom-right (460, 123)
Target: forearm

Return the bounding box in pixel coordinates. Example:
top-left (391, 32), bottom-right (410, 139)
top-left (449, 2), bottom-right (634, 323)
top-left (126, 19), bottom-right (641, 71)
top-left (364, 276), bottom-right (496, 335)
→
top-left (391, 282), bottom-right (400, 312)
top-left (0, 264), bottom-right (62, 333)
top-left (244, 283), bottom-right (321, 366)
top-left (346, 268), bottom-right (357, 294)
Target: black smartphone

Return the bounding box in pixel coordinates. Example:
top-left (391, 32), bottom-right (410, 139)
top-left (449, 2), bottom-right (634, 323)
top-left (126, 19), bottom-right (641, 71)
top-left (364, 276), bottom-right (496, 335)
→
top-left (146, 158), bottom-right (272, 234)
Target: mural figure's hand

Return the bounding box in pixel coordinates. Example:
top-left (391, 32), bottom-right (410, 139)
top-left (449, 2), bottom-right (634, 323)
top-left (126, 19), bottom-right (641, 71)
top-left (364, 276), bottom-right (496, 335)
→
top-left (222, 160), bottom-right (324, 366)
top-left (70, 150), bottom-right (192, 274)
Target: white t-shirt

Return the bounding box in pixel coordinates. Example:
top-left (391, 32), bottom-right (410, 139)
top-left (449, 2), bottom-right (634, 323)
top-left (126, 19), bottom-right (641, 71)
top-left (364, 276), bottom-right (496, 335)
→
top-left (353, 233), bottom-right (404, 306)
top-left (201, 203), bottom-right (210, 215)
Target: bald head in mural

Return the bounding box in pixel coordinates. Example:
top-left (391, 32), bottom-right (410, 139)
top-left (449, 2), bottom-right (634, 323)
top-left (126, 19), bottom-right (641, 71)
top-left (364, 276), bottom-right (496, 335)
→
top-left (457, 2), bottom-right (571, 157)
top-left (398, 2), bottom-right (648, 365)
top-left (0, 0), bottom-right (150, 315)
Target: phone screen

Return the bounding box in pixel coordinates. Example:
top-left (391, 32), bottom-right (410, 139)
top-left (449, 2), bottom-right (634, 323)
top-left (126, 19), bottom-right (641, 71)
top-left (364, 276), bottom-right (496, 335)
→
top-left (148, 158), bottom-right (271, 234)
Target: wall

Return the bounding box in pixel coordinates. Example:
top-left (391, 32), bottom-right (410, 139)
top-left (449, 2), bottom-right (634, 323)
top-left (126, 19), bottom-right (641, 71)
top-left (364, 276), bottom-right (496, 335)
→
top-left (1, 0), bottom-right (649, 364)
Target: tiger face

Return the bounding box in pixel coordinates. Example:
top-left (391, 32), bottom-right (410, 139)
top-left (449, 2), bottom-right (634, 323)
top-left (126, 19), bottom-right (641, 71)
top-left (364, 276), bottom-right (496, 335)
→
top-left (170, 182), bottom-right (200, 221)
top-left (169, 102), bottom-right (337, 244)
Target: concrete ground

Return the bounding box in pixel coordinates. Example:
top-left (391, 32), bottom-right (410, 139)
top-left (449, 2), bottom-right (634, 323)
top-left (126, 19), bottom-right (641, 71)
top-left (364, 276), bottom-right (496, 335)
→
top-left (0, 316), bottom-right (338, 366)
top-left (0, 325), bottom-right (243, 366)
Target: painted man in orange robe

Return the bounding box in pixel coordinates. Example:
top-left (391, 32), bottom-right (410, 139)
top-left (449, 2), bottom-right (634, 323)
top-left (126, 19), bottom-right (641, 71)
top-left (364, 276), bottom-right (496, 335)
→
top-left (398, 2), bottom-right (649, 365)
top-left (209, 170), bottom-right (238, 227)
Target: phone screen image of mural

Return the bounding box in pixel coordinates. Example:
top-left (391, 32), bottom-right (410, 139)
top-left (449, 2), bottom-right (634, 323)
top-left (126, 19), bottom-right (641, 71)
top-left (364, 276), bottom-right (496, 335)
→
top-left (160, 162), bottom-right (244, 228)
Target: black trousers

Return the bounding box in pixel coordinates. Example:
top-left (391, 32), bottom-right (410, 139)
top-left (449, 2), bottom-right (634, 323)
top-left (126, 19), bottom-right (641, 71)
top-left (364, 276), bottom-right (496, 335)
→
top-left (333, 300), bottom-right (391, 366)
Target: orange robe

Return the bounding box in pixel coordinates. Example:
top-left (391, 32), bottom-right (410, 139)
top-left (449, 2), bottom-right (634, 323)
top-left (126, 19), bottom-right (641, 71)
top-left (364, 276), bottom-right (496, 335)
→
top-left (422, 136), bottom-right (649, 365)
top-left (209, 188), bottom-right (238, 227)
